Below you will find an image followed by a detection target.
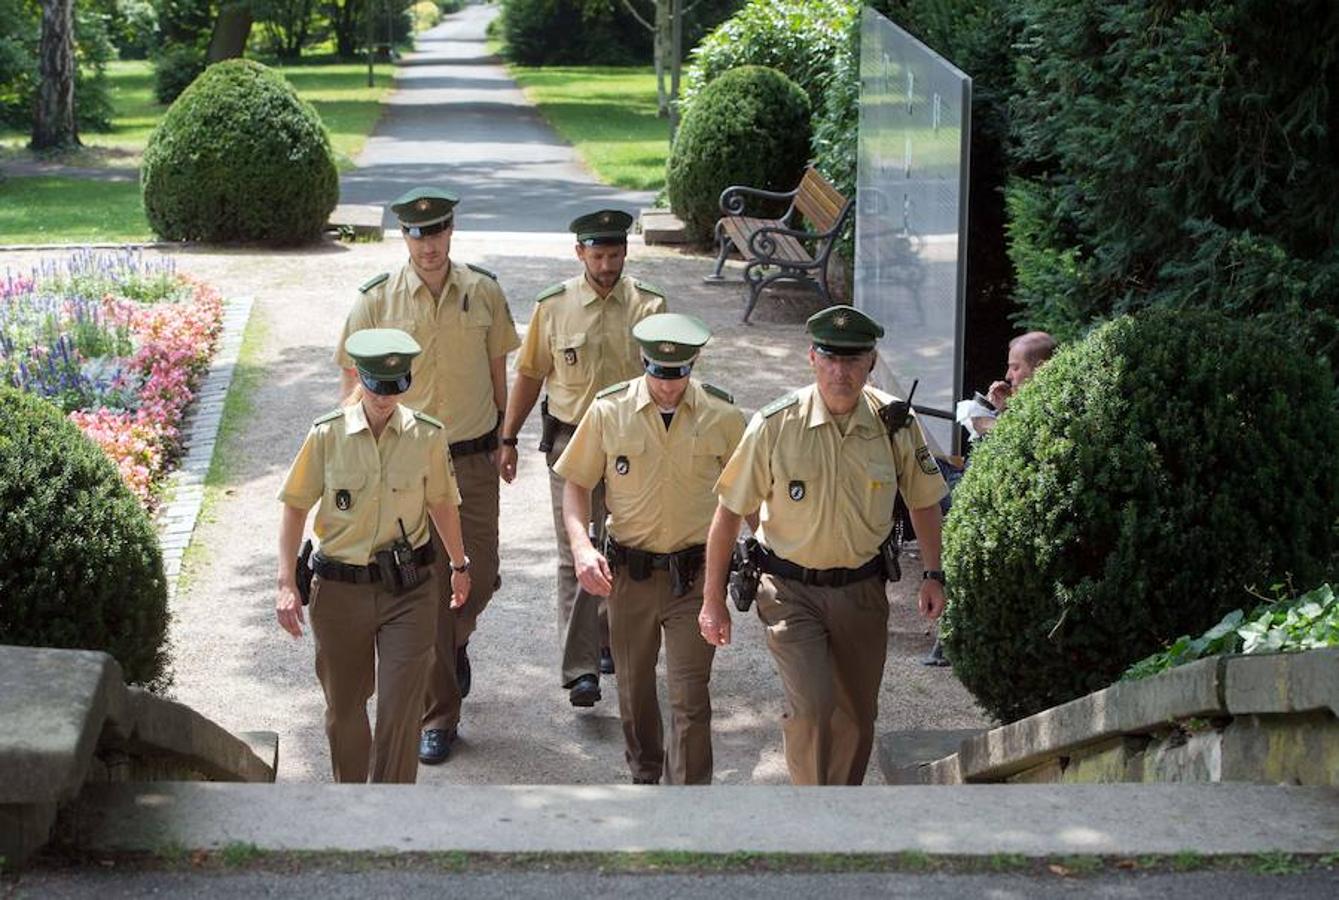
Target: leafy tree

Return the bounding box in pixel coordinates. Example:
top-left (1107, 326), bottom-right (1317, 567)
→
top-left (33, 0), bottom-right (80, 149)
top-left (255, 0), bottom-right (318, 58)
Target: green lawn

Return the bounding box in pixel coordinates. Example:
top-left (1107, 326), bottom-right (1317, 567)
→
top-left (0, 177), bottom-right (151, 244)
top-left (509, 66), bottom-right (670, 191)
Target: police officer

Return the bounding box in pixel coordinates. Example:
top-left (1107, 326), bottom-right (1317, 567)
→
top-left (698, 305), bottom-right (949, 785)
top-left (499, 209), bottom-right (667, 707)
top-left (276, 329), bottom-right (472, 783)
top-left (555, 314), bottom-right (745, 784)
top-left (334, 186), bottom-right (520, 765)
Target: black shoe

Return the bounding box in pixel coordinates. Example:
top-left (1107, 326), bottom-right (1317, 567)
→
top-left (418, 727), bottom-right (456, 765)
top-left (632, 776), bottom-right (659, 785)
top-left (599, 646), bottom-right (615, 675)
top-left (456, 642), bottom-right (471, 699)
top-left (921, 639), bottom-right (951, 667)
top-left (568, 673), bottom-right (601, 707)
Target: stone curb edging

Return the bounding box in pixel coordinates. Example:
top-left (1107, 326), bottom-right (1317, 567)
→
top-left (155, 295), bottom-right (254, 595)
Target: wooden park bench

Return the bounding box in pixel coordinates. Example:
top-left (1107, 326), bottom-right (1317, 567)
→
top-left (704, 165), bottom-right (854, 323)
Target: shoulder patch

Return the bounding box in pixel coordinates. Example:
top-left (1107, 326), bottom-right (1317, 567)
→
top-left (413, 411), bottom-right (444, 429)
top-left (633, 279), bottom-right (665, 298)
top-left (466, 262), bottom-right (497, 281)
top-left (596, 380), bottom-right (630, 399)
top-left (313, 408), bottom-right (344, 426)
top-left (702, 383), bottom-right (734, 404)
top-left (535, 282), bottom-right (565, 302)
top-left (761, 393), bottom-right (799, 418)
top-left (359, 272), bottom-right (389, 293)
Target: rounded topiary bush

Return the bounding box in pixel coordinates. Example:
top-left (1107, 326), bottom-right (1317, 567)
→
top-left (142, 59), bottom-right (338, 244)
top-left (666, 65), bottom-right (812, 241)
top-left (941, 309), bottom-right (1339, 723)
top-left (0, 387), bottom-right (170, 689)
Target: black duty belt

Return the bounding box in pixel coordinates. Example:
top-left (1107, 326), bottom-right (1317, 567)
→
top-left (606, 537), bottom-right (705, 571)
top-left (314, 543), bottom-right (435, 584)
top-left (757, 547), bottom-right (883, 588)
top-left (449, 428), bottom-right (499, 458)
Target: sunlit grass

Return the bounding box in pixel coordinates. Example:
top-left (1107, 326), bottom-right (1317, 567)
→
top-left (0, 176), bottom-right (151, 244)
top-left (509, 66), bottom-right (669, 191)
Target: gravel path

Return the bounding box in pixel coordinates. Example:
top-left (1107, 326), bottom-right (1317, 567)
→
top-left (0, 2), bottom-right (989, 785)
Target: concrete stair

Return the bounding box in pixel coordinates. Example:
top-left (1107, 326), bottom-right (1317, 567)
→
top-left (68, 782), bottom-right (1339, 857)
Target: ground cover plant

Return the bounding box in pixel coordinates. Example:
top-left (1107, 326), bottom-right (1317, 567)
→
top-left (940, 309), bottom-right (1339, 723)
top-left (1124, 584), bottom-right (1339, 680)
top-left (0, 250), bottom-right (224, 507)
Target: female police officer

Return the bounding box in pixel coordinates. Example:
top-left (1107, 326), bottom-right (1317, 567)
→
top-left (275, 328), bottom-right (472, 783)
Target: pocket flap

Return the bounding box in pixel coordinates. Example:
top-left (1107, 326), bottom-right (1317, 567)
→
top-left (605, 434), bottom-right (645, 456)
top-left (866, 463), bottom-right (897, 486)
top-left (387, 470), bottom-right (419, 491)
top-left (692, 432), bottom-right (730, 457)
top-left (329, 469), bottom-right (367, 490)
top-left (552, 331), bottom-right (588, 351)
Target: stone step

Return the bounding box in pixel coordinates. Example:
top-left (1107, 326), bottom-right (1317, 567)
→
top-left (640, 208), bottom-right (692, 245)
top-left (71, 782), bottom-right (1339, 857)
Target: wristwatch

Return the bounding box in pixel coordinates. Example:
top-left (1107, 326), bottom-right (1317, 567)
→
top-left (500, 436), bottom-right (519, 447)
top-left (922, 569), bottom-right (946, 584)
top-left (450, 556), bottom-right (472, 573)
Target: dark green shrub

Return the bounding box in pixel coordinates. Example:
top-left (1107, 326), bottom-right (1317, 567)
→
top-left (153, 41), bottom-right (207, 103)
top-left (0, 387), bottom-right (170, 690)
top-left (1008, 0), bottom-right (1339, 358)
top-left (666, 65), bottom-right (811, 241)
top-left (499, 0), bottom-right (650, 66)
top-left (680, 0), bottom-right (855, 123)
top-left (141, 59), bottom-right (339, 243)
top-left (941, 310), bottom-right (1339, 723)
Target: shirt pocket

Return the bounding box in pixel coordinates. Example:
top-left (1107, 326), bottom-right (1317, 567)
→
top-left (773, 455), bottom-right (816, 507)
top-left (864, 462), bottom-right (899, 527)
top-left (691, 431), bottom-right (731, 485)
top-left (604, 434), bottom-right (646, 491)
top-left (550, 331), bottom-right (590, 385)
top-left (324, 469), bottom-right (368, 520)
top-left (387, 469), bottom-right (426, 527)
top-left (383, 317), bottom-right (426, 346)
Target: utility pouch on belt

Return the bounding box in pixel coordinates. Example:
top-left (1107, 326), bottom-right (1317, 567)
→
top-left (880, 526), bottom-right (903, 583)
top-left (296, 539), bottom-right (314, 606)
top-left (669, 549), bottom-right (703, 598)
top-left (728, 537), bottom-right (762, 612)
top-left (538, 397), bottom-right (558, 453)
top-left (376, 520), bottom-right (429, 595)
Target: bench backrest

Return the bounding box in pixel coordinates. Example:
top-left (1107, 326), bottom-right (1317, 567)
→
top-left (794, 166), bottom-right (849, 234)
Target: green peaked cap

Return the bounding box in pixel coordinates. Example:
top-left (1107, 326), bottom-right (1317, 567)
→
top-left (390, 186), bottom-right (460, 236)
top-left (806, 304), bottom-right (884, 353)
top-left (633, 313), bottom-right (710, 365)
top-left (570, 208), bottom-right (633, 244)
top-left (344, 328), bottom-right (421, 380)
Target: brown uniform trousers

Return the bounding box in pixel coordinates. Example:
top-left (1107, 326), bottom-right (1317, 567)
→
top-left (608, 567), bottom-right (715, 784)
top-left (309, 567), bottom-right (440, 783)
top-left (547, 427), bottom-right (610, 686)
top-left (423, 450), bottom-right (501, 731)
top-left (754, 572), bottom-right (889, 785)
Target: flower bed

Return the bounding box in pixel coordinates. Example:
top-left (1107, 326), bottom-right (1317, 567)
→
top-left (0, 251), bottom-right (224, 508)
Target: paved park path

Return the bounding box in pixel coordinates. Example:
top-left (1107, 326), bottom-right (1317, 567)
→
top-left (0, 4), bottom-right (988, 786)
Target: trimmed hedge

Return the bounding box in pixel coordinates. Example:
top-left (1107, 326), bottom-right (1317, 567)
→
top-left (0, 387), bottom-right (171, 690)
top-left (941, 309), bottom-right (1339, 723)
top-left (141, 59), bottom-right (339, 244)
top-left (666, 65), bottom-right (811, 241)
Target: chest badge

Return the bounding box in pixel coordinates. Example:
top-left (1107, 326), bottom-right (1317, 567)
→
top-left (788, 480), bottom-right (806, 501)
top-left (615, 455), bottom-right (630, 475)
top-left (335, 489), bottom-right (352, 511)
top-left (564, 348), bottom-right (578, 366)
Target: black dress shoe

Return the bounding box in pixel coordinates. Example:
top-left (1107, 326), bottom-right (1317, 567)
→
top-left (456, 642), bottom-right (472, 699)
top-left (568, 673), bottom-right (601, 707)
top-left (921, 638), bottom-right (951, 668)
top-left (632, 776), bottom-right (659, 785)
top-left (599, 646), bottom-right (615, 675)
top-left (419, 727), bottom-right (456, 765)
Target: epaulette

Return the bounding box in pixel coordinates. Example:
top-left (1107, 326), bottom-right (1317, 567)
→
top-left (313, 408), bottom-right (343, 426)
top-left (633, 279), bottom-right (665, 298)
top-left (596, 380), bottom-right (630, 399)
top-left (413, 411), bottom-right (444, 429)
top-left (359, 272), bottom-right (389, 293)
top-left (466, 262), bottom-right (497, 281)
top-left (535, 282), bottom-right (565, 302)
top-left (702, 383), bottom-right (734, 404)
top-left (760, 393), bottom-right (799, 418)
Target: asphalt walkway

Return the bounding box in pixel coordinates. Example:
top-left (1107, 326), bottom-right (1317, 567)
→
top-left (338, 3), bottom-right (654, 230)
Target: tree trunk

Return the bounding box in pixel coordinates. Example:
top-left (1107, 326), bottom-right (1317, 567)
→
top-left (336, 0), bottom-right (362, 59)
top-left (208, 4), bottom-right (255, 63)
top-left (654, 0), bottom-right (670, 117)
top-left (32, 0), bottom-right (79, 151)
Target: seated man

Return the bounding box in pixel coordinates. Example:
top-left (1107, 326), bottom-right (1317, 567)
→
top-left (958, 331), bottom-right (1056, 440)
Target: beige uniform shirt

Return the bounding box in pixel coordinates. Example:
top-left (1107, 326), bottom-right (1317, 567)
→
top-left (513, 273), bottom-right (666, 424)
top-left (716, 384), bottom-right (947, 570)
top-left (555, 377), bottom-right (747, 554)
top-left (277, 404), bottom-right (462, 566)
top-left (334, 262), bottom-right (521, 443)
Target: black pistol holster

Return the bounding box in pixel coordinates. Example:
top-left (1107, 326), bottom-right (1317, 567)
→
top-left (296, 538), bottom-right (314, 605)
top-left (538, 397), bottom-right (558, 453)
top-left (605, 537), bottom-right (704, 598)
top-left (876, 380), bottom-right (919, 584)
top-left (728, 536), bottom-right (762, 612)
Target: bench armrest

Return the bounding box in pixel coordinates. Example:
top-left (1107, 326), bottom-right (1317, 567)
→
top-left (719, 183), bottom-right (801, 217)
